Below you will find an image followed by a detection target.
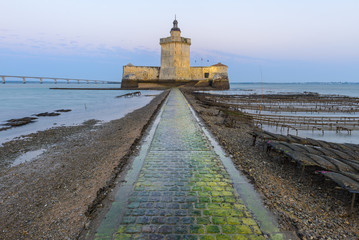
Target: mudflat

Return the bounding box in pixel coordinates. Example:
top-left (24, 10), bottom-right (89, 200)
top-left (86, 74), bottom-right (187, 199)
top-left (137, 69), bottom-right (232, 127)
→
top-left (0, 91), bottom-right (168, 239)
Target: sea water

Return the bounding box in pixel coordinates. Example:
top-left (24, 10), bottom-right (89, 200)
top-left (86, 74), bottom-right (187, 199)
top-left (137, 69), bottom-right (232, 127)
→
top-left (208, 82), bottom-right (359, 144)
top-left (209, 82), bottom-right (359, 97)
top-left (0, 83), bottom-right (162, 145)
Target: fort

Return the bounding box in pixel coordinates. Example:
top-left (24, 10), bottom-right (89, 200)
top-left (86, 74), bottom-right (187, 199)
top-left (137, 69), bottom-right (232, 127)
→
top-left (121, 18), bottom-right (230, 89)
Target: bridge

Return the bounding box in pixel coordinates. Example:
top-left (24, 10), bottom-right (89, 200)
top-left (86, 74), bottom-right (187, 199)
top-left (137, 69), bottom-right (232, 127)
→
top-left (0, 75), bottom-right (111, 84)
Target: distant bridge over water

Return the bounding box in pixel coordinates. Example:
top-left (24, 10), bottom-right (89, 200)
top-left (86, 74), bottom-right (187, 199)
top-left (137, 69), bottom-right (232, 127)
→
top-left (1, 75), bottom-right (112, 84)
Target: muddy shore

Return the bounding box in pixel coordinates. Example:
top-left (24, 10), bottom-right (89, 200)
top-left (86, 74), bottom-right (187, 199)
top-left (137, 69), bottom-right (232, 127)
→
top-left (0, 90), bottom-right (169, 239)
top-left (182, 90), bottom-right (359, 240)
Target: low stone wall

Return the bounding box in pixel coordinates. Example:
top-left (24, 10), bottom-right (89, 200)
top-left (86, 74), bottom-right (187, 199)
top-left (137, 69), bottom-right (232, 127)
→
top-left (122, 78), bottom-right (229, 90)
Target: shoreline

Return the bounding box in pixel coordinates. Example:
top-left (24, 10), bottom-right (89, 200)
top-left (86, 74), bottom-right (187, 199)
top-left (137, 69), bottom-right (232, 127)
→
top-left (0, 90), bottom-right (169, 239)
top-left (182, 89), bottom-right (359, 239)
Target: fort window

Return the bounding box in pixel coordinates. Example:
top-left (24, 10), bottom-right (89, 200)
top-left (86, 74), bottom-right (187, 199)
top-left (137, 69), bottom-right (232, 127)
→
top-left (204, 73), bottom-right (209, 78)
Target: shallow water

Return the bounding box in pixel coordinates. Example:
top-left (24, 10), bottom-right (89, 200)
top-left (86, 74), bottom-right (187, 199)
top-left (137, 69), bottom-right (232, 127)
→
top-left (11, 149), bottom-right (45, 167)
top-left (0, 83), bottom-right (162, 145)
top-left (212, 82), bottom-right (359, 97)
top-left (212, 82), bottom-right (359, 144)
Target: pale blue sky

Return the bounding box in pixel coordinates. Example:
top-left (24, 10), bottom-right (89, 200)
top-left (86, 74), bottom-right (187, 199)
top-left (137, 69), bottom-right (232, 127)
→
top-left (0, 0), bottom-right (358, 82)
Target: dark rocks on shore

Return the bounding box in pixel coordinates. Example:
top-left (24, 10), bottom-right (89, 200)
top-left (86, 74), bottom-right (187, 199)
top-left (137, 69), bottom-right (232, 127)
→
top-left (116, 92), bottom-right (141, 98)
top-left (35, 112), bottom-right (61, 117)
top-left (0, 126), bottom-right (12, 131)
top-left (55, 109), bottom-right (72, 113)
top-left (5, 117), bottom-right (38, 127)
top-left (1, 109), bottom-right (72, 131)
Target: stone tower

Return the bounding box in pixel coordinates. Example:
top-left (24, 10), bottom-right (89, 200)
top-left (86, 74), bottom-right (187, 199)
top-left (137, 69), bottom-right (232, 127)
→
top-left (159, 18), bottom-right (191, 80)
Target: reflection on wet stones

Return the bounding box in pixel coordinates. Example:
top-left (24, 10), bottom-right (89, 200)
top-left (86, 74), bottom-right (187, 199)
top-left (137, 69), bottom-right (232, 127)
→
top-left (95, 89), bottom-right (280, 240)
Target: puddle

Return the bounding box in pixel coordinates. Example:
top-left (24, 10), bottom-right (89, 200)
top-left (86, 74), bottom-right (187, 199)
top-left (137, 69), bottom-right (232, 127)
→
top-left (11, 149), bottom-right (45, 167)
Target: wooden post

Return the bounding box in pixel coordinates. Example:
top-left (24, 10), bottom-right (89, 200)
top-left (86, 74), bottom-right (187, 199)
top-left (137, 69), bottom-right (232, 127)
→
top-left (350, 193), bottom-right (356, 217)
top-left (300, 165), bottom-right (305, 180)
top-left (252, 135), bottom-right (257, 146)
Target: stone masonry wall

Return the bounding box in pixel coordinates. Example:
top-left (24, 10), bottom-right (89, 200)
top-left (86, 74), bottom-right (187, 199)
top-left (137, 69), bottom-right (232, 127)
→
top-left (123, 66), bottom-right (160, 80)
top-left (190, 66), bottom-right (228, 80)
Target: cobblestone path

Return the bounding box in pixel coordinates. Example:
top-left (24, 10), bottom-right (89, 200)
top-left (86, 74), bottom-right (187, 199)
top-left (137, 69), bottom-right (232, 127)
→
top-left (96, 89), bottom-right (268, 240)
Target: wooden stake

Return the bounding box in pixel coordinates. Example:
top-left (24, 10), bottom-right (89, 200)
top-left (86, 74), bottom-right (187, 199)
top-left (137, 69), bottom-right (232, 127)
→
top-left (350, 193), bottom-right (356, 217)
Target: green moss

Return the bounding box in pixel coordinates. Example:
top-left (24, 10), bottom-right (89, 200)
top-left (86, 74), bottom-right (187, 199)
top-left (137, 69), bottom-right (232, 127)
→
top-left (212, 217), bottom-right (226, 224)
top-left (203, 210), bottom-right (212, 216)
top-left (114, 234), bottom-right (131, 240)
top-left (199, 197), bottom-right (210, 203)
top-left (116, 226), bottom-right (126, 234)
top-left (222, 225), bottom-right (237, 234)
top-left (216, 235), bottom-right (231, 240)
top-left (197, 217), bottom-right (211, 224)
top-left (252, 225), bottom-right (262, 235)
top-left (207, 203), bottom-right (221, 209)
top-left (199, 236), bottom-right (215, 240)
top-left (232, 236), bottom-right (249, 240)
top-left (206, 225), bottom-right (220, 233)
top-left (212, 191), bottom-right (222, 197)
top-left (227, 217), bottom-right (241, 225)
top-left (237, 225), bottom-right (252, 234)
top-left (207, 182), bottom-right (217, 186)
top-left (242, 218), bottom-right (257, 226)
top-left (214, 209), bottom-right (228, 216)
top-left (189, 225), bottom-right (204, 234)
top-left (198, 192), bottom-right (210, 197)
top-left (212, 197), bottom-right (224, 203)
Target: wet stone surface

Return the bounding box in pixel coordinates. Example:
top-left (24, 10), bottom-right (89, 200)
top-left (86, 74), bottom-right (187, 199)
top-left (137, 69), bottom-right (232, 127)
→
top-left (95, 89), bottom-right (267, 240)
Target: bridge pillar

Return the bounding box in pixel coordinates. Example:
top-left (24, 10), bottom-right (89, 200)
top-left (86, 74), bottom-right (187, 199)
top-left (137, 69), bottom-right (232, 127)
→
top-left (22, 77), bottom-right (26, 84)
top-left (1, 76), bottom-right (5, 84)
top-left (40, 78), bottom-right (43, 84)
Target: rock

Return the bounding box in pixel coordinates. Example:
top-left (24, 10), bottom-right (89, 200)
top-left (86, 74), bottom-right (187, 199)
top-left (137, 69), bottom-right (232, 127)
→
top-left (5, 117), bottom-right (38, 127)
top-left (55, 109), bottom-right (72, 113)
top-left (194, 80), bottom-right (210, 87)
top-left (121, 74), bottom-right (138, 88)
top-left (35, 112), bottom-right (61, 117)
top-left (212, 73), bottom-right (229, 89)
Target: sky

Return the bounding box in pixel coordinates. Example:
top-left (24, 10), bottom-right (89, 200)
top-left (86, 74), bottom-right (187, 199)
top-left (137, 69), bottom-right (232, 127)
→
top-left (0, 0), bottom-right (358, 83)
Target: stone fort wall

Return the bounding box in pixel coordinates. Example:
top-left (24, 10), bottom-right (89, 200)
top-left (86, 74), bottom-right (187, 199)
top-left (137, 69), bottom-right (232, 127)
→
top-left (123, 66), bottom-right (160, 80)
top-left (123, 65), bottom-right (227, 81)
top-left (122, 64), bottom-right (229, 89)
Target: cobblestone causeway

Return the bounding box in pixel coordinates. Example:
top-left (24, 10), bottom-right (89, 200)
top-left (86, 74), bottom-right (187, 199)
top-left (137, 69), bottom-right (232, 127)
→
top-left (96, 89), bottom-right (267, 240)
